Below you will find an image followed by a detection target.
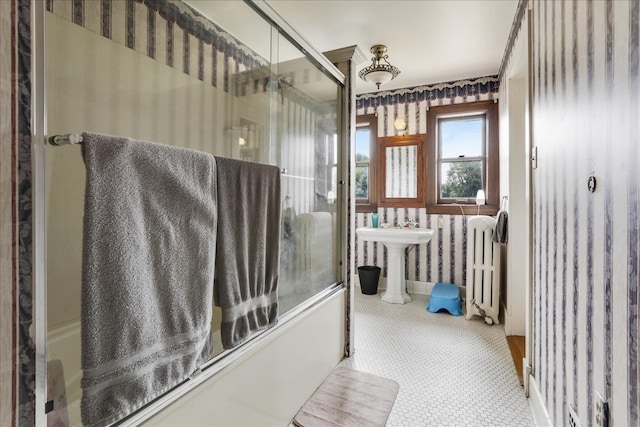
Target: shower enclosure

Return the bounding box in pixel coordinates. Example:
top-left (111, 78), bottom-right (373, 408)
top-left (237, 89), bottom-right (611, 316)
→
top-left (40, 0), bottom-right (346, 424)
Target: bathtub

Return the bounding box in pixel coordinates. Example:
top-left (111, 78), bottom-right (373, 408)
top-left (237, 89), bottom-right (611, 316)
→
top-left (47, 321), bottom-right (82, 426)
top-left (46, 320), bottom-right (225, 426)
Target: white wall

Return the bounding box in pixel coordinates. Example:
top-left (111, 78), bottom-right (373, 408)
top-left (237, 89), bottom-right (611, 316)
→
top-left (499, 22), bottom-right (530, 337)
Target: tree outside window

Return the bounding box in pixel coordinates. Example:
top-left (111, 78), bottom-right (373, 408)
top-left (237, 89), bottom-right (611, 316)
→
top-left (355, 114), bottom-right (378, 212)
top-left (441, 162), bottom-right (483, 198)
top-left (355, 130), bottom-right (370, 199)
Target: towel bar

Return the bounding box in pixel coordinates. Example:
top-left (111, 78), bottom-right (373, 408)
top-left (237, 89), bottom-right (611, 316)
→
top-left (49, 134), bottom-right (83, 146)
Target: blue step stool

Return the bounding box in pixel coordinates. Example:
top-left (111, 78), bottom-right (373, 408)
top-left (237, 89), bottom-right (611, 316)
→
top-left (427, 282), bottom-right (463, 316)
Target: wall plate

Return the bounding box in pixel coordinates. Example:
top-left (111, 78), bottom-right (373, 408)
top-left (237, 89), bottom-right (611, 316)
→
top-left (588, 175), bottom-right (597, 193)
top-left (595, 390), bottom-right (609, 427)
top-left (568, 403), bottom-right (582, 427)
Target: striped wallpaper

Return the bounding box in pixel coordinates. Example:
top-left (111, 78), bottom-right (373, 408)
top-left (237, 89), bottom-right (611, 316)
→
top-left (530, 0), bottom-right (639, 425)
top-left (355, 208), bottom-right (470, 286)
top-left (49, 0), bottom-right (335, 218)
top-left (355, 77), bottom-right (498, 286)
top-left (43, 0), bottom-right (334, 326)
top-left (385, 145), bottom-right (418, 198)
top-left (278, 96), bottom-right (336, 216)
top-left (45, 0), bottom-right (331, 222)
top-left (46, 0), bottom-right (266, 92)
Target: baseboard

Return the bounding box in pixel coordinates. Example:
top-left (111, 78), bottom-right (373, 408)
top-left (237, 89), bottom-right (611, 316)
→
top-left (406, 280), bottom-right (429, 294)
top-left (368, 279), bottom-right (432, 295)
top-left (356, 278), bottom-right (466, 299)
top-left (502, 302), bottom-right (512, 335)
top-left (528, 373), bottom-right (552, 427)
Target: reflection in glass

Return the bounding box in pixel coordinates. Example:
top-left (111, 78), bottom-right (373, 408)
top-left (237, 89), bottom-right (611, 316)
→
top-left (385, 145), bottom-right (417, 198)
top-left (266, 32), bottom-right (340, 314)
top-left (44, 1), bottom-right (342, 423)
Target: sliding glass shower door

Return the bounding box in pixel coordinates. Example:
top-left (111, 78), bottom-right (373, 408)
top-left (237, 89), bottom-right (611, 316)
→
top-left (43, 0), bottom-right (344, 424)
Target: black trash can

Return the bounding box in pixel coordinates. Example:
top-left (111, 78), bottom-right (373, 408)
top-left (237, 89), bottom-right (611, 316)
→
top-left (358, 266), bottom-right (381, 295)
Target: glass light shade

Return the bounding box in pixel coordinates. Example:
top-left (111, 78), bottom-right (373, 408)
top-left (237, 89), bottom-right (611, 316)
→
top-left (394, 118), bottom-right (407, 131)
top-left (476, 189), bottom-right (486, 205)
top-left (364, 70), bottom-right (393, 87)
top-left (358, 45), bottom-right (401, 89)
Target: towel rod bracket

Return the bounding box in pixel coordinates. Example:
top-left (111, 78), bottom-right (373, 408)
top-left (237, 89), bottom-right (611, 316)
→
top-left (49, 134), bottom-right (83, 146)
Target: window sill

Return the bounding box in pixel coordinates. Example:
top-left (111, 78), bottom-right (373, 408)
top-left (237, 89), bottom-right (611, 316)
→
top-left (356, 202), bottom-right (378, 214)
top-left (427, 204), bottom-right (499, 216)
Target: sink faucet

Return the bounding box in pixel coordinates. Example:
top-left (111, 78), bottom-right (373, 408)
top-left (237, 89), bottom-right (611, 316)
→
top-left (395, 221), bottom-right (418, 230)
top-left (399, 220), bottom-right (417, 229)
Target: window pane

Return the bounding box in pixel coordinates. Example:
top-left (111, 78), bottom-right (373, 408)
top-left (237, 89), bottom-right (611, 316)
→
top-left (440, 161), bottom-right (482, 198)
top-left (355, 165), bottom-right (369, 199)
top-left (440, 117), bottom-right (484, 158)
top-left (355, 129), bottom-right (370, 161)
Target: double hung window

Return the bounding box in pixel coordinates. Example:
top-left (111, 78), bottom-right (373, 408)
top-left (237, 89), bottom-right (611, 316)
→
top-left (427, 101), bottom-right (499, 215)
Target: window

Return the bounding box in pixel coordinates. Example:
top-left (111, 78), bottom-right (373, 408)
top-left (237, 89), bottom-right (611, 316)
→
top-left (438, 116), bottom-right (484, 201)
top-left (426, 101), bottom-right (499, 215)
top-left (355, 114), bottom-right (378, 212)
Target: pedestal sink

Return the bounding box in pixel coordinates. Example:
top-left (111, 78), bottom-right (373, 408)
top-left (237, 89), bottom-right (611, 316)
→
top-left (356, 227), bottom-right (434, 304)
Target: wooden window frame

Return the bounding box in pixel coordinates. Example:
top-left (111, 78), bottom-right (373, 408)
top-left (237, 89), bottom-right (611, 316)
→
top-left (355, 114), bottom-right (378, 213)
top-left (426, 101), bottom-right (499, 215)
top-left (377, 134), bottom-right (426, 208)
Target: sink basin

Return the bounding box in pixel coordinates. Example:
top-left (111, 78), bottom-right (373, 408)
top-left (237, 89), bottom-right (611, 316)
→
top-left (356, 227), bottom-right (434, 245)
top-left (356, 227), bottom-right (434, 304)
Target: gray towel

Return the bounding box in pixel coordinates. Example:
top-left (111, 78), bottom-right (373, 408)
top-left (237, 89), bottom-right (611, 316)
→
top-left (493, 210), bottom-right (508, 244)
top-left (80, 133), bottom-right (217, 426)
top-left (214, 157), bottom-right (281, 349)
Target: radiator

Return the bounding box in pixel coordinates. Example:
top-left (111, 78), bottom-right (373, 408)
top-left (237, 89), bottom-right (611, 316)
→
top-left (294, 212), bottom-right (334, 282)
top-left (465, 215), bottom-right (501, 324)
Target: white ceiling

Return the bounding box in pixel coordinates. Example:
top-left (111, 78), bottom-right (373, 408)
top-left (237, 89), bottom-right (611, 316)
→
top-left (266, 0), bottom-right (519, 94)
top-left (186, 0), bottom-right (519, 95)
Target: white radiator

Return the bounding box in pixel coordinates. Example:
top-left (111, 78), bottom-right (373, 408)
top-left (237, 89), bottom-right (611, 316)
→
top-left (465, 215), bottom-right (501, 324)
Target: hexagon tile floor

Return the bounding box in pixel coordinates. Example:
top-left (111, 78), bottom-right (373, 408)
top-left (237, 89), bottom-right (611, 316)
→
top-left (338, 292), bottom-right (535, 427)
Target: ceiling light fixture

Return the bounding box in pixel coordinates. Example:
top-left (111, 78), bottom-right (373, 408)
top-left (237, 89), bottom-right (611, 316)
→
top-left (358, 45), bottom-right (401, 90)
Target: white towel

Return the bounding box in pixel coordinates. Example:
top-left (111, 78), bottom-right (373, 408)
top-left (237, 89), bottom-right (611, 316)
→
top-left (80, 133), bottom-right (217, 426)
